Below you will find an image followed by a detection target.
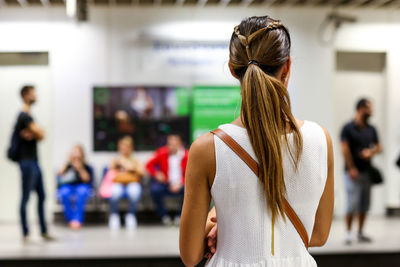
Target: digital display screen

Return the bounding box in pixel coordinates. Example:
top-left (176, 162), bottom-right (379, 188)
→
top-left (93, 86), bottom-right (191, 151)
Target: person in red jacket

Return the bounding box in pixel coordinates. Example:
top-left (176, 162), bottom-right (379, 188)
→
top-left (146, 134), bottom-right (188, 226)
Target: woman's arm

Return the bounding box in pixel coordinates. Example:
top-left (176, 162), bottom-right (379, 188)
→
top-left (117, 157), bottom-right (136, 172)
top-left (134, 158), bottom-right (145, 177)
top-left (309, 128), bottom-right (334, 247)
top-left (180, 133), bottom-right (215, 267)
top-left (70, 159), bottom-right (90, 183)
top-left (76, 166), bottom-right (90, 183)
top-left (110, 158), bottom-right (119, 170)
top-left (58, 163), bottom-right (69, 176)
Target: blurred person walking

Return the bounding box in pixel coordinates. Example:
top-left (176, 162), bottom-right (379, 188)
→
top-left (146, 134), bottom-right (188, 226)
top-left (8, 85), bottom-right (54, 241)
top-left (179, 16), bottom-right (334, 267)
top-left (341, 98), bottom-right (382, 244)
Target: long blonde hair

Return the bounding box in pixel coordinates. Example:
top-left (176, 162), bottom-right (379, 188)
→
top-left (229, 16), bottom-right (303, 224)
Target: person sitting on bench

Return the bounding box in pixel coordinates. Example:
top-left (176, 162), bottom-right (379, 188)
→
top-left (57, 145), bottom-right (93, 230)
top-left (146, 133), bottom-right (188, 226)
top-left (107, 136), bottom-right (144, 230)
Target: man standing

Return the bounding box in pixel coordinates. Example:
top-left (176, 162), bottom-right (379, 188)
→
top-left (341, 98), bottom-right (382, 244)
top-left (14, 85), bottom-right (53, 241)
top-left (146, 134), bottom-right (188, 226)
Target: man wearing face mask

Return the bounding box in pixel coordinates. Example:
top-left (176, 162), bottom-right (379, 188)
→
top-left (341, 98), bottom-right (382, 245)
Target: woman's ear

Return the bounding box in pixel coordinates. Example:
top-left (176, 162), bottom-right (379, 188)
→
top-left (278, 57), bottom-right (292, 85)
top-left (280, 57), bottom-right (291, 80)
top-left (286, 57), bottom-right (292, 77)
top-left (229, 61), bottom-right (239, 80)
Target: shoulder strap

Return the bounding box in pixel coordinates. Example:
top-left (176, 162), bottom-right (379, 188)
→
top-left (211, 128), bottom-right (309, 249)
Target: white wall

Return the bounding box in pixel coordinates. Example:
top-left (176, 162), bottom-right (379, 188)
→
top-left (0, 6), bottom-right (399, 222)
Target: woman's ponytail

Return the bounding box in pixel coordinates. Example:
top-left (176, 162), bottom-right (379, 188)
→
top-left (229, 16), bottom-right (303, 224)
top-left (241, 64), bottom-right (301, 224)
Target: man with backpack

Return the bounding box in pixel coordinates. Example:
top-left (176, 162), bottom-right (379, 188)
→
top-left (340, 98), bottom-right (382, 245)
top-left (8, 85), bottom-right (53, 241)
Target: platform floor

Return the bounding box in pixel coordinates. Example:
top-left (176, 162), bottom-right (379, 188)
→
top-left (1, 217), bottom-right (400, 260)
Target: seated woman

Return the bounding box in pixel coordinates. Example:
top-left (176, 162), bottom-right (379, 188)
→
top-left (57, 145), bottom-right (93, 230)
top-left (108, 136), bottom-right (144, 230)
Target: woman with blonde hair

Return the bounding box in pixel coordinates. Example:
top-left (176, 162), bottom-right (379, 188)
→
top-left (107, 136), bottom-right (144, 230)
top-left (180, 16), bottom-right (334, 267)
top-left (58, 145), bottom-right (93, 229)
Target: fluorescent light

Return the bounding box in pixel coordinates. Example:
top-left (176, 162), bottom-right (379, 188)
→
top-left (66, 0), bottom-right (77, 18)
top-left (145, 22), bottom-right (236, 42)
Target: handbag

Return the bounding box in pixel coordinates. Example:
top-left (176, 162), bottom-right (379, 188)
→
top-left (368, 165), bottom-right (383, 185)
top-left (113, 172), bottom-right (141, 185)
top-left (99, 169), bottom-right (118, 198)
top-left (396, 154), bottom-right (400, 168)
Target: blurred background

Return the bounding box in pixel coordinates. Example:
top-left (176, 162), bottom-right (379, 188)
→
top-left (0, 2), bottom-right (400, 267)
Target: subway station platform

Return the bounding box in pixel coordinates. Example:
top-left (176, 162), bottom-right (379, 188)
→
top-left (1, 217), bottom-right (400, 267)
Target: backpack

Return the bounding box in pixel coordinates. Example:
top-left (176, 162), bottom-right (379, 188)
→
top-left (7, 127), bottom-right (20, 162)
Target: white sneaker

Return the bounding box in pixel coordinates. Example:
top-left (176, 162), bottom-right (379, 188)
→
top-left (125, 214), bottom-right (138, 230)
top-left (161, 215), bottom-right (172, 226)
top-left (174, 216), bottom-right (181, 226)
top-left (109, 214), bottom-right (121, 230)
top-left (344, 232), bottom-right (352, 245)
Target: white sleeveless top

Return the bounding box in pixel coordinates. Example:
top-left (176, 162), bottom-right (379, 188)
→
top-left (206, 120), bottom-right (328, 267)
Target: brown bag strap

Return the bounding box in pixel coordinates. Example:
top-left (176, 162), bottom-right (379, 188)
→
top-left (211, 128), bottom-right (309, 249)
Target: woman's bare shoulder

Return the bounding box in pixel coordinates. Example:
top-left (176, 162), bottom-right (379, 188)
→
top-left (188, 132), bottom-right (216, 184)
top-left (191, 132), bottom-right (215, 151)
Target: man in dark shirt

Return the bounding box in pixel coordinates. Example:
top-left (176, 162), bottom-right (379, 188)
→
top-left (341, 98), bottom-right (382, 245)
top-left (14, 85), bottom-right (53, 241)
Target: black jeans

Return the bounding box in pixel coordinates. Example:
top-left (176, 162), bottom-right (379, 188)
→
top-left (150, 179), bottom-right (184, 218)
top-left (18, 159), bottom-right (47, 236)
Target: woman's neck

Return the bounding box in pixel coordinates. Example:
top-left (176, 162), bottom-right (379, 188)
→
top-left (231, 116), bottom-right (245, 128)
top-left (232, 114), bottom-right (303, 132)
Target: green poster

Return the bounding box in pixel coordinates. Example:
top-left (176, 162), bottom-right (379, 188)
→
top-left (191, 85), bottom-right (241, 141)
top-left (175, 87), bottom-right (190, 116)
